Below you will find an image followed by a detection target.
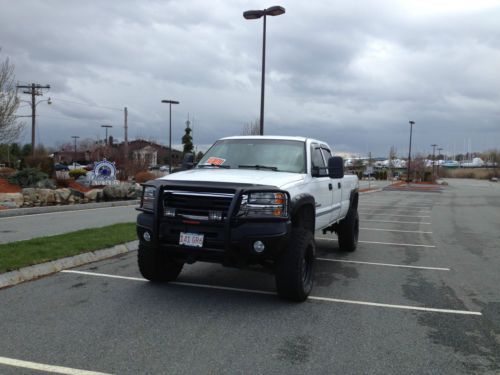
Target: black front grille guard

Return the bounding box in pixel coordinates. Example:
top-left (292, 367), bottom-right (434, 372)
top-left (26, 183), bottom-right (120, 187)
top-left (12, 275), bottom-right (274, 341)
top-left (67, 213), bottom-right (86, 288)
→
top-left (141, 179), bottom-right (290, 251)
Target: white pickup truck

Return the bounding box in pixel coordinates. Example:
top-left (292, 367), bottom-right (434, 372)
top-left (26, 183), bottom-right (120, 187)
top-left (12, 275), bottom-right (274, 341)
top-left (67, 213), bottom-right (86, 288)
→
top-left (136, 136), bottom-right (359, 301)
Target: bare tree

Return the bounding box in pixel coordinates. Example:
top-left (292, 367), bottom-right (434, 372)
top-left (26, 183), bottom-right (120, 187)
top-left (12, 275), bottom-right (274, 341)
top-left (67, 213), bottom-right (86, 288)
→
top-left (0, 52), bottom-right (23, 143)
top-left (242, 119), bottom-right (260, 135)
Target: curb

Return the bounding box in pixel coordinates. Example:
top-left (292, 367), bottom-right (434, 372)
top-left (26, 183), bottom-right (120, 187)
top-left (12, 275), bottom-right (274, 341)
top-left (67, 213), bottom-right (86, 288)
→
top-left (0, 200), bottom-right (139, 218)
top-left (0, 240), bottom-right (138, 289)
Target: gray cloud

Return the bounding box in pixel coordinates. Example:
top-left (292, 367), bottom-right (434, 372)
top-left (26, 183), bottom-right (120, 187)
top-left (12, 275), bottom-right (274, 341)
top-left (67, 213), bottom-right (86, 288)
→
top-left (1, 0), bottom-right (499, 157)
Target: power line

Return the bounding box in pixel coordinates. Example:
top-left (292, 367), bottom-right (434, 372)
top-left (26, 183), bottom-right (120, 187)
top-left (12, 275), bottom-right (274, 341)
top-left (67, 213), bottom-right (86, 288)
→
top-left (50, 97), bottom-right (122, 112)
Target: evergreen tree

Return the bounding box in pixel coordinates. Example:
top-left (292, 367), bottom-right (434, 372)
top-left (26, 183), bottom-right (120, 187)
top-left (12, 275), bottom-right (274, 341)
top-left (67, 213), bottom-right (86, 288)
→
top-left (182, 122), bottom-right (194, 155)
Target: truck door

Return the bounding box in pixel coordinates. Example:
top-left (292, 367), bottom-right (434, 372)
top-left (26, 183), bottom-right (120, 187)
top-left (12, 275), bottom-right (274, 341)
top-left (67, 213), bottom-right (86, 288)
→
top-left (321, 147), bottom-right (342, 222)
top-left (310, 143), bottom-right (334, 230)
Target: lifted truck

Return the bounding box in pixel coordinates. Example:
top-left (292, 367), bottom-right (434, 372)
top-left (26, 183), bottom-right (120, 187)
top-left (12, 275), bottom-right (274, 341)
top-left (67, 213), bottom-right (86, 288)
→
top-left (136, 136), bottom-right (359, 301)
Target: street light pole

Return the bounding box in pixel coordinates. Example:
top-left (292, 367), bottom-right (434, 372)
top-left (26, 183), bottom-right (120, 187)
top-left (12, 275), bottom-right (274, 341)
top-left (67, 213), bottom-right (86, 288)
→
top-left (407, 120), bottom-right (415, 183)
top-left (161, 100), bottom-right (180, 174)
top-left (431, 144), bottom-right (437, 181)
top-left (71, 136), bottom-right (80, 165)
top-left (243, 5), bottom-right (285, 136)
top-left (437, 147), bottom-right (443, 178)
top-left (259, 13), bottom-right (266, 136)
top-left (101, 125), bottom-right (113, 145)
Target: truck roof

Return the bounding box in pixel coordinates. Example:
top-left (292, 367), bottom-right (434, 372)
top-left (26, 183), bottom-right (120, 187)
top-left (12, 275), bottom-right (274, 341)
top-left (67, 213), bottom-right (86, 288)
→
top-left (220, 135), bottom-right (326, 145)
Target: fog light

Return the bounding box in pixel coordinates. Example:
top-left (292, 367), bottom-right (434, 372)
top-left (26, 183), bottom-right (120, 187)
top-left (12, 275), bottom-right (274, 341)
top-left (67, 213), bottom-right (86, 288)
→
top-left (164, 207), bottom-right (176, 217)
top-left (209, 210), bottom-right (223, 221)
top-left (253, 240), bottom-right (265, 253)
top-left (143, 231), bottom-right (151, 242)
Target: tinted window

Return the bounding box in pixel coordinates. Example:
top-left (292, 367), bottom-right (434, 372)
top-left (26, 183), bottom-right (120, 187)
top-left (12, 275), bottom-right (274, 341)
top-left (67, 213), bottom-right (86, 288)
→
top-left (311, 144), bottom-right (327, 177)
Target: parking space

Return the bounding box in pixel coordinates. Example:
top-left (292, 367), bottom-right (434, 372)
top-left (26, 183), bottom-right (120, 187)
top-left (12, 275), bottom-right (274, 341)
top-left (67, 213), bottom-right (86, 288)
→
top-left (1, 183), bottom-right (499, 374)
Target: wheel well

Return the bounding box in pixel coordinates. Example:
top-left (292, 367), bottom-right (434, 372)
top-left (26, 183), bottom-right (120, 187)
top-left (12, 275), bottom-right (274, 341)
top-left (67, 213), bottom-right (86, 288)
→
top-left (351, 192), bottom-right (359, 210)
top-left (292, 204), bottom-right (315, 233)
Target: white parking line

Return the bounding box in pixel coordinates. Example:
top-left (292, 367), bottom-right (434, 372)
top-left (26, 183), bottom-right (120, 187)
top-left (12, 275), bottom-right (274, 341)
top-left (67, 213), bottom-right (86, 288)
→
top-left (316, 237), bottom-right (436, 248)
top-left (361, 200), bottom-right (434, 206)
top-left (362, 219), bottom-right (431, 225)
top-left (308, 296), bottom-right (481, 315)
top-left (360, 203), bottom-right (433, 209)
top-left (0, 356), bottom-right (111, 375)
top-left (61, 270), bottom-right (480, 316)
top-left (360, 227), bottom-right (432, 234)
top-left (359, 212), bottom-right (431, 218)
top-left (360, 208), bottom-right (432, 213)
top-left (316, 258), bottom-right (449, 270)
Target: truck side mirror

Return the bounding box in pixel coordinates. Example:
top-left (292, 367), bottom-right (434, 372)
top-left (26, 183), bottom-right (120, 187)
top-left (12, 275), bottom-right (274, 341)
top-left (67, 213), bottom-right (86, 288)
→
top-left (328, 156), bottom-right (344, 179)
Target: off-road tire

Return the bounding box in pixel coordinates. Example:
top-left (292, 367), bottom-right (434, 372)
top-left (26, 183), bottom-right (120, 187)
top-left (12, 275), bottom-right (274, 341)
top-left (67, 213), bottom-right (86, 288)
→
top-left (138, 242), bottom-right (184, 282)
top-left (275, 228), bottom-right (315, 302)
top-left (337, 207), bottom-right (359, 252)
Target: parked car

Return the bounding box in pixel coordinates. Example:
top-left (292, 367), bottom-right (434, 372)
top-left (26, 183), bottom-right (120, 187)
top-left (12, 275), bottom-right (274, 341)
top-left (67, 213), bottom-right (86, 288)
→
top-left (54, 163), bottom-right (70, 171)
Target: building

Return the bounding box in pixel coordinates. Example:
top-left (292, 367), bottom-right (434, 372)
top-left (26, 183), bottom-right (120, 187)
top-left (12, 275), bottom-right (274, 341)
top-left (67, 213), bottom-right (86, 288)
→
top-left (53, 139), bottom-right (182, 168)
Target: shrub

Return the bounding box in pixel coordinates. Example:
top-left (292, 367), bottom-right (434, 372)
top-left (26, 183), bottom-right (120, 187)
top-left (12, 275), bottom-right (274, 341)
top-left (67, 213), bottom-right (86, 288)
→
top-left (69, 169), bottom-right (88, 180)
top-left (7, 168), bottom-right (48, 188)
top-left (36, 178), bottom-right (57, 189)
top-left (135, 171), bottom-right (155, 183)
top-left (0, 167), bottom-right (16, 179)
top-left (24, 156), bottom-right (54, 176)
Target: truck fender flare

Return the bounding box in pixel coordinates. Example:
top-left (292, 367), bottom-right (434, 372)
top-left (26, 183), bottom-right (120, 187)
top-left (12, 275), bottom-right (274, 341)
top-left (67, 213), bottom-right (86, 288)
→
top-left (349, 189), bottom-right (359, 210)
top-left (290, 194), bottom-right (316, 232)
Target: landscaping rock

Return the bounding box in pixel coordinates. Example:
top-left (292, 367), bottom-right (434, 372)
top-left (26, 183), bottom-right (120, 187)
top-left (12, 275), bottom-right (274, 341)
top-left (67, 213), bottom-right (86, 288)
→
top-left (0, 201), bottom-right (18, 209)
top-left (84, 189), bottom-right (102, 201)
top-left (38, 189), bottom-right (55, 205)
top-left (0, 192), bottom-right (24, 208)
top-left (22, 188), bottom-right (38, 206)
top-left (55, 188), bottom-right (72, 203)
top-left (103, 183), bottom-right (139, 200)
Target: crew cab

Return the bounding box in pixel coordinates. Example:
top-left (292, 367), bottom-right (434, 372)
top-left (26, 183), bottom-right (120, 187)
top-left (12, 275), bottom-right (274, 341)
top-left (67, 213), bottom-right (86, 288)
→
top-left (136, 136), bottom-right (359, 301)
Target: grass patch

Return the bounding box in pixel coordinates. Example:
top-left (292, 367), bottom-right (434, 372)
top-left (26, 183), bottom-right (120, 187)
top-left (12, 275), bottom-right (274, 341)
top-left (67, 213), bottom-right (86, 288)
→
top-left (0, 222), bottom-right (136, 273)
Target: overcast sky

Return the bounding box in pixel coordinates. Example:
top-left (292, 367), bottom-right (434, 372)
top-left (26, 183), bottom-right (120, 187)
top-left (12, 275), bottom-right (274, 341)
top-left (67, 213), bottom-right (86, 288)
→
top-left (1, 0), bottom-right (499, 157)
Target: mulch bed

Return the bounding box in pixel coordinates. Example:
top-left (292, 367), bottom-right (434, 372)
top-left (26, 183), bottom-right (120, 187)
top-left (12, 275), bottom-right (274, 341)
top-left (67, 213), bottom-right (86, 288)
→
top-left (0, 179), bottom-right (21, 193)
top-left (68, 180), bottom-right (93, 193)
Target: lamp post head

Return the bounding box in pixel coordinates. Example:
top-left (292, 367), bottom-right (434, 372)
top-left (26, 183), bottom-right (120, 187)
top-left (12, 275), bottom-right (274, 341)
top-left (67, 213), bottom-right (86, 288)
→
top-left (161, 100), bottom-right (180, 105)
top-left (409, 120), bottom-right (415, 126)
top-left (244, 6), bottom-right (285, 19)
top-left (265, 6), bottom-right (285, 16)
top-left (243, 10), bottom-right (265, 19)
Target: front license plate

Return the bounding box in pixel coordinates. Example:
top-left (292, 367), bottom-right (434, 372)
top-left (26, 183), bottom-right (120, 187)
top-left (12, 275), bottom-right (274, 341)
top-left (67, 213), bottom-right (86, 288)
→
top-left (179, 232), bottom-right (204, 247)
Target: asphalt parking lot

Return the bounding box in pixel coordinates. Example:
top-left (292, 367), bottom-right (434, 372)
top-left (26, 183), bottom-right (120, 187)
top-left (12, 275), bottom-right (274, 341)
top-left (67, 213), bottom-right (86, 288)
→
top-left (1, 180), bottom-right (499, 374)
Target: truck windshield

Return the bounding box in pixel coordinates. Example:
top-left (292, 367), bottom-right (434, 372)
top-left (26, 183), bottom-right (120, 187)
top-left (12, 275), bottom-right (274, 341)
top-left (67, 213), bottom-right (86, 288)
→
top-left (197, 139), bottom-right (306, 173)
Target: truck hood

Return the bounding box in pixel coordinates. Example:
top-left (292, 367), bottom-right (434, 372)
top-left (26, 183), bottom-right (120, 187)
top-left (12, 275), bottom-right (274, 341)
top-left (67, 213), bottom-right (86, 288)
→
top-left (160, 168), bottom-right (305, 189)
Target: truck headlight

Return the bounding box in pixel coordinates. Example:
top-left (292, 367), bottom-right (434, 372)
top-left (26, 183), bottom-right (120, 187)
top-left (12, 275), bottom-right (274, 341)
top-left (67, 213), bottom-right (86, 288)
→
top-left (238, 192), bottom-right (288, 218)
top-left (141, 186), bottom-right (156, 211)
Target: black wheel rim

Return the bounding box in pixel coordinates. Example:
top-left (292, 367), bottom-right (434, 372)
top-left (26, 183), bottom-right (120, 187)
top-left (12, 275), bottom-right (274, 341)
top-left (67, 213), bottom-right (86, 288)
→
top-left (354, 215), bottom-right (359, 245)
top-left (302, 244), bottom-right (314, 290)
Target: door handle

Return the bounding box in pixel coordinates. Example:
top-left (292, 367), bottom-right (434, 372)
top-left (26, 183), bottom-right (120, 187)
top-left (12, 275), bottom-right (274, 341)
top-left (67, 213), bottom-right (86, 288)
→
top-left (338, 182), bottom-right (341, 189)
top-left (328, 183), bottom-right (333, 190)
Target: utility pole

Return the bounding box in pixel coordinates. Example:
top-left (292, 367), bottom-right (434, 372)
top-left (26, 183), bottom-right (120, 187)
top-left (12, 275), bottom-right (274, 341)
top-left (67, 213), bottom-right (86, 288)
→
top-left (16, 83), bottom-right (51, 156)
top-left (124, 107), bottom-right (129, 177)
top-left (431, 144), bottom-right (437, 181)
